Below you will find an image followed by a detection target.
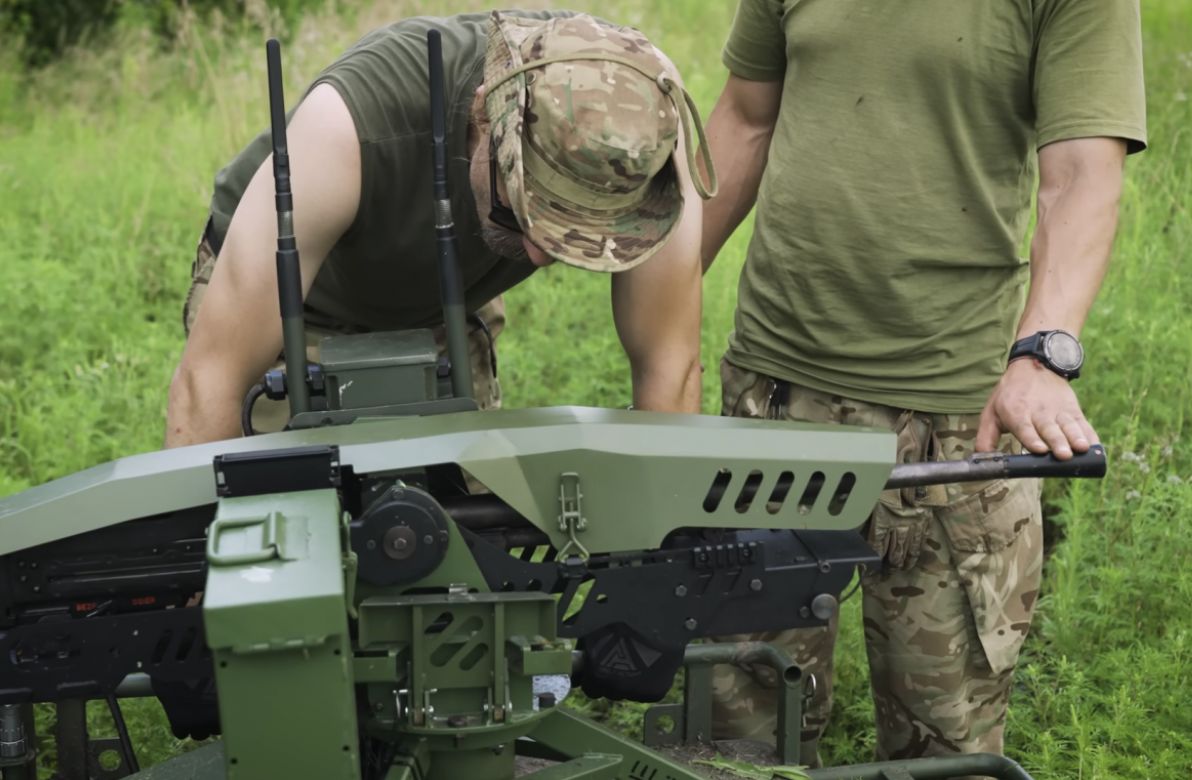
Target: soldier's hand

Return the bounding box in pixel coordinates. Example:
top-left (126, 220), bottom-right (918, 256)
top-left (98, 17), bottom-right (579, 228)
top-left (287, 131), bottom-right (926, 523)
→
top-left (976, 358), bottom-right (1098, 461)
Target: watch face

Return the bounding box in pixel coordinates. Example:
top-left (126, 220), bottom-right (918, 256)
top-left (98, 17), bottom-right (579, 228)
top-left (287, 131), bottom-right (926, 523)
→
top-left (1044, 331), bottom-right (1084, 372)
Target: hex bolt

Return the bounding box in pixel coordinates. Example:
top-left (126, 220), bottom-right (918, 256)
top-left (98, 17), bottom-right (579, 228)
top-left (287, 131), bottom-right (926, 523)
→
top-left (674, 585), bottom-right (688, 597)
top-left (684, 618), bottom-right (698, 631)
top-left (749, 578), bottom-right (764, 592)
top-left (366, 540), bottom-right (377, 551)
top-left (423, 534), bottom-right (434, 545)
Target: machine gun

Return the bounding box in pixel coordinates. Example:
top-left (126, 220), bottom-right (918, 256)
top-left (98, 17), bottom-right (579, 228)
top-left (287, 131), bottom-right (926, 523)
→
top-left (0, 35), bottom-right (1106, 780)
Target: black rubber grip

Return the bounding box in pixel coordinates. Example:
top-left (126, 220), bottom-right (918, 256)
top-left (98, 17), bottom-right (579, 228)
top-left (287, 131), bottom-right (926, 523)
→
top-left (1001, 443), bottom-right (1107, 479)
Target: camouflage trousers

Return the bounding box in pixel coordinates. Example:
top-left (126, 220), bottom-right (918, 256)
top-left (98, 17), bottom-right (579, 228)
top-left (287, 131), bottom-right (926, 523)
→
top-left (183, 223), bottom-right (505, 433)
top-left (711, 359), bottom-right (1043, 766)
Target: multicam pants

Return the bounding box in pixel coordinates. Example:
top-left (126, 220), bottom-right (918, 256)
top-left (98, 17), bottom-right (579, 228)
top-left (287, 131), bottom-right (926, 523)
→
top-left (183, 224), bottom-right (504, 433)
top-left (711, 359), bottom-right (1043, 766)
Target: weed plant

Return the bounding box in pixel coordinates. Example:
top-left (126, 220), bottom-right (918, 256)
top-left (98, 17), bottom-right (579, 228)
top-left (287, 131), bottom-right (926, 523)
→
top-left (0, 0), bottom-right (1188, 777)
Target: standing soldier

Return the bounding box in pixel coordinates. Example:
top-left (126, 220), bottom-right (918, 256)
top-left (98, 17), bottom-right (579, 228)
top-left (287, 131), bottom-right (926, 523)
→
top-left (702, 0), bottom-right (1145, 765)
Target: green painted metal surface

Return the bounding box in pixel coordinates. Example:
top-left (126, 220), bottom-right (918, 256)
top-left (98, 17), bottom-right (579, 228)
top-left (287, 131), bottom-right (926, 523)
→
top-left (0, 407), bottom-right (895, 556)
top-left (320, 330), bottom-right (441, 410)
top-left (204, 489), bottom-right (359, 780)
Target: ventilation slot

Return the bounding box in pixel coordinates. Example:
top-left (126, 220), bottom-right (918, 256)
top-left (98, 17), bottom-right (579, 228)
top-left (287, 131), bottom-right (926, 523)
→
top-left (798, 471), bottom-right (826, 513)
top-left (151, 630), bottom-right (173, 665)
top-left (424, 611), bottom-right (455, 635)
top-left (459, 643), bottom-right (488, 671)
top-left (735, 470), bottom-right (765, 513)
top-left (703, 469), bottom-right (733, 512)
top-left (827, 473), bottom-right (857, 516)
top-left (430, 616), bottom-right (484, 667)
top-left (767, 471), bottom-right (795, 514)
top-left (175, 627), bottom-right (198, 661)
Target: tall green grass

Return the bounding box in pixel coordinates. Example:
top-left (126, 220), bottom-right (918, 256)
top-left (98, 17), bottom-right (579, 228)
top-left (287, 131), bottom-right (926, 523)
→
top-left (1, 1), bottom-right (1189, 777)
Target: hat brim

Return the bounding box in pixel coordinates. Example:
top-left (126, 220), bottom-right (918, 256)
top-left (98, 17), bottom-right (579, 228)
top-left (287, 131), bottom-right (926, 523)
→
top-left (520, 159), bottom-right (681, 272)
top-left (482, 12), bottom-right (682, 273)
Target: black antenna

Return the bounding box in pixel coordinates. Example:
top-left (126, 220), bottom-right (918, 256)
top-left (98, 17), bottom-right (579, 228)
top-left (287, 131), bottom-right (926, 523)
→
top-left (427, 29), bottom-right (473, 400)
top-left (266, 38), bottom-right (311, 417)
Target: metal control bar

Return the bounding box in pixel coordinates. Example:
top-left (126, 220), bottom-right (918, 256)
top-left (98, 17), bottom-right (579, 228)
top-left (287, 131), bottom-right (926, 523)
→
top-left (886, 444), bottom-right (1106, 489)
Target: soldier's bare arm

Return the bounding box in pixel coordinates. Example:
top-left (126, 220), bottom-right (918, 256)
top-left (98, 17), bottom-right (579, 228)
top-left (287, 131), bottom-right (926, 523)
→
top-left (165, 84), bottom-right (361, 448)
top-left (611, 147), bottom-right (703, 414)
top-left (700, 74), bottom-right (782, 273)
top-left (976, 136), bottom-right (1128, 459)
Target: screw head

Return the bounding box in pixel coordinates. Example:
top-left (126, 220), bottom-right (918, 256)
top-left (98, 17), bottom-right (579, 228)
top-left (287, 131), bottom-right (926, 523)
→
top-left (684, 618), bottom-right (698, 631)
top-left (674, 585), bottom-right (688, 597)
top-left (749, 578), bottom-right (763, 592)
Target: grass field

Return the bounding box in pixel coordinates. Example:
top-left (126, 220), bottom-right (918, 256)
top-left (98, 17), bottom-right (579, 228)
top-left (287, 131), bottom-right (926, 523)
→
top-left (1, 1), bottom-right (1189, 777)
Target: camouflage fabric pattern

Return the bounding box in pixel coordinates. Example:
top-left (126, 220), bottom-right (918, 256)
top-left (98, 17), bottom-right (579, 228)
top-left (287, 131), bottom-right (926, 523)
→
top-left (483, 12), bottom-right (683, 272)
top-left (183, 230), bottom-right (504, 433)
top-left (712, 359), bottom-right (1043, 765)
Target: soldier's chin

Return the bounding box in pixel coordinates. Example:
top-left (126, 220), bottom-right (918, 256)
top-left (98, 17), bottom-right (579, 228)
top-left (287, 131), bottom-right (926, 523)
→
top-left (479, 223), bottom-right (529, 261)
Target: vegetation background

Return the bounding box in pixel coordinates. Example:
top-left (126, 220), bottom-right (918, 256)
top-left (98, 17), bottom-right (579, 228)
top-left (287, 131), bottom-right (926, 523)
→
top-left (0, 0), bottom-right (1188, 777)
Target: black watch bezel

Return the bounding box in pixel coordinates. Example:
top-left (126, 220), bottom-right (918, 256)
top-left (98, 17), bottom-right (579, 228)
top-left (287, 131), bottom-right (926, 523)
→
top-left (1009, 329), bottom-right (1083, 380)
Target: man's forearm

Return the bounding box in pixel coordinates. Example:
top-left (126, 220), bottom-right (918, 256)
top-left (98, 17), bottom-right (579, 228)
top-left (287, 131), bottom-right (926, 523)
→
top-left (1018, 138), bottom-right (1126, 337)
top-left (975, 138), bottom-right (1128, 458)
top-left (701, 77), bottom-right (781, 272)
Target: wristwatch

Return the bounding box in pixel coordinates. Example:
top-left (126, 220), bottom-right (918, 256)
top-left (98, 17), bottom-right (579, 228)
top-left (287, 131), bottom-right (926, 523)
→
top-left (1008, 329), bottom-right (1084, 380)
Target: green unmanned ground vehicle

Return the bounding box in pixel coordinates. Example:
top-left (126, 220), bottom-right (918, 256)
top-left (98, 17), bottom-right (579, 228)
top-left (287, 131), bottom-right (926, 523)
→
top-left (0, 34), bottom-right (1106, 780)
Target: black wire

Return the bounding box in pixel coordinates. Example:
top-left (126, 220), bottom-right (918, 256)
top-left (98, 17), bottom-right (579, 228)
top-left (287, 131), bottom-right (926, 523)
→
top-left (838, 567), bottom-right (866, 605)
top-left (241, 382), bottom-right (266, 436)
top-left (467, 312), bottom-right (498, 378)
top-left (105, 694), bottom-right (141, 774)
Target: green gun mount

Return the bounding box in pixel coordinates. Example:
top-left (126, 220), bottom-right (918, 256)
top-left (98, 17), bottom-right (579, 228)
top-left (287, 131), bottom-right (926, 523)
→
top-left (0, 34), bottom-right (1107, 780)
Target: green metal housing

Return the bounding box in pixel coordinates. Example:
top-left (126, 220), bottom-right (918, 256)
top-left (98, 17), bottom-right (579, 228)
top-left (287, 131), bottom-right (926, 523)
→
top-left (0, 407), bottom-right (895, 556)
top-left (320, 330), bottom-right (442, 411)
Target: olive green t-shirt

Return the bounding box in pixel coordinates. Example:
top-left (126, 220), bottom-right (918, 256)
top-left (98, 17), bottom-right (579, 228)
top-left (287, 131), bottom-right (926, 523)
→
top-left (722, 0), bottom-right (1147, 413)
top-left (208, 11), bottom-right (570, 332)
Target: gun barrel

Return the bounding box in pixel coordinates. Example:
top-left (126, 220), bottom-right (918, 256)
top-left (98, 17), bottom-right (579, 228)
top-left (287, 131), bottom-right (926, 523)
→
top-left (884, 444), bottom-right (1106, 489)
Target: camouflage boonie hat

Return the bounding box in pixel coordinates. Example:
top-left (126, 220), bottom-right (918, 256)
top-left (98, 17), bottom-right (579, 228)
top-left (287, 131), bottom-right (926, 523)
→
top-left (483, 12), bottom-right (716, 272)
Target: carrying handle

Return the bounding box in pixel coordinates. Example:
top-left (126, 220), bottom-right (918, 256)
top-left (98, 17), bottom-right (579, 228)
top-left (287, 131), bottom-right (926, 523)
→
top-left (207, 512), bottom-right (283, 566)
top-left (885, 444), bottom-right (1107, 490)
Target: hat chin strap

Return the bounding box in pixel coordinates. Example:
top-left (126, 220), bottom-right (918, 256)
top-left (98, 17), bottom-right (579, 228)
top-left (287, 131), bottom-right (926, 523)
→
top-left (483, 53), bottom-right (719, 201)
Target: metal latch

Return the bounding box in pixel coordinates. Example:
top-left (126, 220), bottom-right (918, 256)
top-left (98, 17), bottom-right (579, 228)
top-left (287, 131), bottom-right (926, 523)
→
top-left (556, 472), bottom-right (588, 560)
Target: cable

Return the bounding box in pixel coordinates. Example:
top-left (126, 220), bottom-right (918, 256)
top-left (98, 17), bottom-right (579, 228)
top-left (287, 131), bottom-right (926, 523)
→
top-left (241, 382), bottom-right (266, 436)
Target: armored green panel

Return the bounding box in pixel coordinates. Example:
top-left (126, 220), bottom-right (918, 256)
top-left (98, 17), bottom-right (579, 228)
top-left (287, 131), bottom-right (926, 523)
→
top-left (0, 407), bottom-right (895, 556)
top-left (204, 489), bottom-right (359, 780)
top-left (320, 331), bottom-right (439, 410)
